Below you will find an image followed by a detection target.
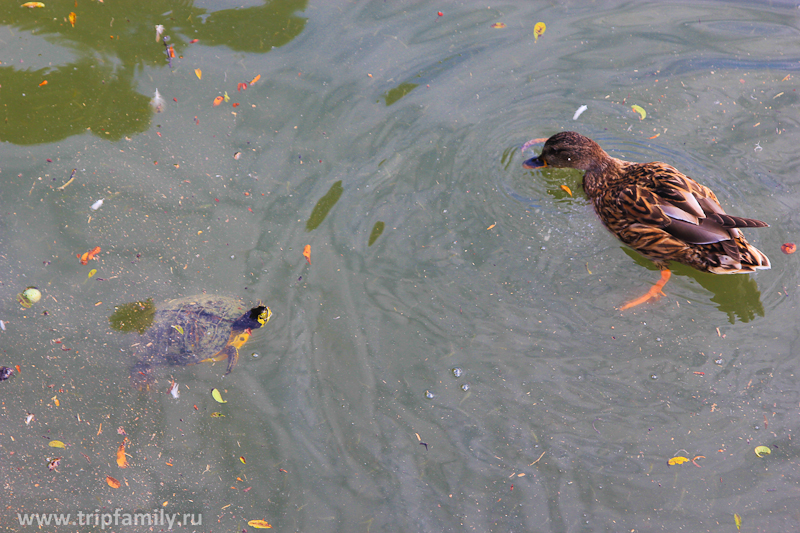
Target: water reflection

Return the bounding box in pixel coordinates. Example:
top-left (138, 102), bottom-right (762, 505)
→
top-left (0, 0), bottom-right (308, 144)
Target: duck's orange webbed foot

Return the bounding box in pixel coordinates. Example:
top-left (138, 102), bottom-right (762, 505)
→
top-left (619, 269), bottom-right (672, 311)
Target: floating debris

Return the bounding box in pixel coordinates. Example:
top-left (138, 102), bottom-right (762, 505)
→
top-left (17, 287), bottom-right (41, 308)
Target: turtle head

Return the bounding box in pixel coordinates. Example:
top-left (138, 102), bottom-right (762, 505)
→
top-left (232, 305), bottom-right (271, 331)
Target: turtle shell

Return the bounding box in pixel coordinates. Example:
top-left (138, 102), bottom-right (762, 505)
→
top-left (127, 295), bottom-right (262, 389)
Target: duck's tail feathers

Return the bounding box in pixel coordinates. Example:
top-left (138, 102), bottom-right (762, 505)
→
top-left (706, 213), bottom-right (769, 229)
top-left (710, 239), bottom-right (771, 274)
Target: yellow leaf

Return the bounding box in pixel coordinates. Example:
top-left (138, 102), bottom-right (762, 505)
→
top-left (21, 2), bottom-right (45, 7)
top-left (734, 513), bottom-right (742, 530)
top-left (667, 456), bottom-right (690, 465)
top-left (211, 388), bottom-right (227, 403)
top-left (490, 22), bottom-right (506, 29)
top-left (247, 520), bottom-right (273, 529)
top-left (195, 69), bottom-right (202, 80)
top-left (49, 440), bottom-right (65, 448)
top-left (210, 412), bottom-right (225, 417)
top-left (560, 185), bottom-right (573, 196)
top-left (171, 324), bottom-right (184, 335)
top-left (754, 445), bottom-right (771, 458)
top-left (631, 104), bottom-right (646, 120)
top-left (239, 456), bottom-right (246, 464)
top-left (88, 269), bottom-right (96, 279)
top-left (534, 22), bottom-right (546, 41)
top-left (223, 91), bottom-right (230, 102)
top-left (68, 12), bottom-right (76, 27)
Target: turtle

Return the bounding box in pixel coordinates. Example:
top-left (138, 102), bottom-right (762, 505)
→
top-left (110, 295), bottom-right (272, 390)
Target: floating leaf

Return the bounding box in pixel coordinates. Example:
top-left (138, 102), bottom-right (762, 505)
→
top-left (21, 2), bottom-right (45, 7)
top-left (239, 456), bottom-right (246, 464)
top-left (68, 12), bottom-right (76, 27)
top-left (781, 243), bottom-right (796, 254)
top-left (223, 91), bottom-right (230, 102)
top-left (303, 245), bottom-right (311, 264)
top-left (116, 440), bottom-right (128, 468)
top-left (171, 324), bottom-right (184, 335)
top-left (195, 69), bottom-right (202, 80)
top-left (490, 22), bottom-right (506, 29)
top-left (211, 388), bottom-right (227, 403)
top-left (210, 412), bottom-right (225, 417)
top-left (382, 82), bottom-right (418, 106)
top-left (39, 80), bottom-right (48, 87)
top-left (631, 104), bottom-right (646, 120)
top-left (754, 445), bottom-right (771, 458)
top-left (78, 246), bottom-right (101, 265)
top-left (250, 74), bottom-right (261, 85)
top-left (534, 22), bottom-right (546, 41)
top-left (106, 475), bottom-right (121, 488)
top-left (213, 96), bottom-right (224, 106)
top-left (667, 456), bottom-right (690, 465)
top-left (368, 221), bottom-right (385, 246)
top-left (247, 520), bottom-right (273, 529)
top-left (306, 180), bottom-right (343, 231)
top-left (49, 440), bottom-right (65, 448)
top-left (734, 513), bottom-right (742, 530)
top-left (88, 269), bottom-right (97, 279)
top-left (560, 185), bottom-right (573, 197)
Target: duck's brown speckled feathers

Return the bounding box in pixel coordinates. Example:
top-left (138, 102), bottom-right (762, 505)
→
top-left (523, 131), bottom-right (770, 308)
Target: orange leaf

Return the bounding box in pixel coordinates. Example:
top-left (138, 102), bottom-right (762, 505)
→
top-left (116, 440), bottom-right (128, 468)
top-left (250, 74), bottom-right (261, 85)
top-left (213, 96), bottom-right (224, 106)
top-left (39, 80), bottom-right (48, 87)
top-left (559, 185), bottom-right (572, 196)
top-left (68, 12), bottom-right (76, 27)
top-left (303, 245), bottom-right (311, 264)
top-left (106, 475), bottom-right (121, 488)
top-left (247, 520), bottom-right (272, 529)
top-left (195, 69), bottom-right (202, 80)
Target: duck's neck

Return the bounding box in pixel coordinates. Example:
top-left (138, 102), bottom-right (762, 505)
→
top-left (582, 156), bottom-right (626, 199)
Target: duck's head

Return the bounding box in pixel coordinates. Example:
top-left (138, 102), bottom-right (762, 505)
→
top-left (522, 131), bottom-right (608, 172)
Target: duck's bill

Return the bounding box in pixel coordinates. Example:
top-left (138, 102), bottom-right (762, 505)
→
top-left (523, 156), bottom-right (547, 169)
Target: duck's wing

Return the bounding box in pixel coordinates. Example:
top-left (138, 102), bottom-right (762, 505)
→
top-left (616, 164), bottom-right (768, 262)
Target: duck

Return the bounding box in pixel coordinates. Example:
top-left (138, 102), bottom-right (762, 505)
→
top-left (522, 131), bottom-right (771, 310)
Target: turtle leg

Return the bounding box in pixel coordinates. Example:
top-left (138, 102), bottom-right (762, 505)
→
top-left (200, 329), bottom-right (250, 374)
top-left (130, 361), bottom-right (155, 391)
